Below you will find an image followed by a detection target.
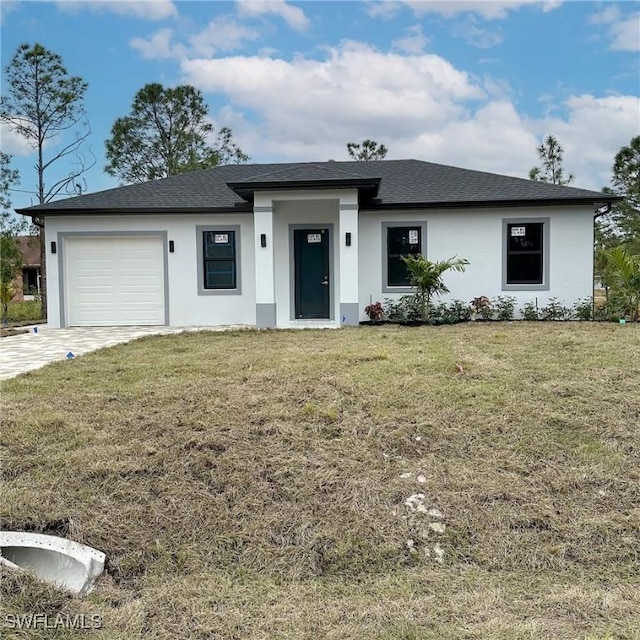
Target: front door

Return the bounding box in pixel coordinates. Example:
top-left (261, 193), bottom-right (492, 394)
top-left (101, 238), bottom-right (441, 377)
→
top-left (294, 228), bottom-right (330, 319)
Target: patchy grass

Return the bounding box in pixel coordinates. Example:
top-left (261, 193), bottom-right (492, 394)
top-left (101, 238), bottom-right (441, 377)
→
top-left (1, 323), bottom-right (639, 639)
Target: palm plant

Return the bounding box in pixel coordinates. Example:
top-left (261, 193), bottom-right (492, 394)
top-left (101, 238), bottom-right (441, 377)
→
top-left (0, 281), bottom-right (16, 317)
top-left (401, 254), bottom-right (469, 322)
top-left (604, 246), bottom-right (640, 321)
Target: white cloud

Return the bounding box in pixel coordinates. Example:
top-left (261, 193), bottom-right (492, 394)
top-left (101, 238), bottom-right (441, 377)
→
top-left (453, 17), bottom-right (503, 48)
top-left (398, 101), bottom-right (540, 176)
top-left (589, 5), bottom-right (620, 25)
top-left (179, 42), bottom-right (637, 190)
top-left (392, 24), bottom-right (429, 54)
top-left (370, 0), bottom-right (562, 20)
top-left (190, 17), bottom-right (260, 56)
top-left (533, 94), bottom-right (640, 188)
top-left (130, 18), bottom-right (259, 61)
top-left (181, 42), bottom-right (484, 146)
top-left (365, 2), bottom-right (402, 19)
top-left (589, 6), bottom-right (640, 51)
top-left (608, 13), bottom-right (640, 51)
top-left (236, 0), bottom-right (309, 31)
top-left (0, 0), bottom-right (19, 25)
top-left (130, 28), bottom-right (186, 60)
top-left (0, 123), bottom-right (35, 156)
top-left (56, 0), bottom-right (178, 21)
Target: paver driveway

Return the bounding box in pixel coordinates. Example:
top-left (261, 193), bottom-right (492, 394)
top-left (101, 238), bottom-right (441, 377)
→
top-left (0, 325), bottom-right (245, 380)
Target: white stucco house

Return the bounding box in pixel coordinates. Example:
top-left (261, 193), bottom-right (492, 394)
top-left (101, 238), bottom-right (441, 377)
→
top-left (18, 160), bottom-right (615, 329)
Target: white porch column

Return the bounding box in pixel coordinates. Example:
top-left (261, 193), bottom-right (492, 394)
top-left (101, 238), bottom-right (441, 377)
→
top-left (339, 199), bottom-right (359, 326)
top-left (254, 203), bottom-right (276, 328)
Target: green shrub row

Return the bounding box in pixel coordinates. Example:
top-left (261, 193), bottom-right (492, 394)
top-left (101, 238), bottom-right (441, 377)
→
top-left (364, 295), bottom-right (629, 325)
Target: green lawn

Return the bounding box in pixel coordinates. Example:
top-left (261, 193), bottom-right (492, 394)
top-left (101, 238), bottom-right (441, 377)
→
top-left (1, 323), bottom-right (639, 639)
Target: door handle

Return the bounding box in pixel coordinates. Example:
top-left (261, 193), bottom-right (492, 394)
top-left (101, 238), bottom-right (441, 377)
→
top-left (321, 278), bottom-right (329, 286)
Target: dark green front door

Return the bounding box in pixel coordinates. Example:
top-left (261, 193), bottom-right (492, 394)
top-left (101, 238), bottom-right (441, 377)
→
top-left (294, 228), bottom-right (330, 319)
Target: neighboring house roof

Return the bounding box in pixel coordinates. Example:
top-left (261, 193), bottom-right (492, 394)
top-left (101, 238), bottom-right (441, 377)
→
top-left (16, 159), bottom-right (618, 216)
top-left (16, 236), bottom-right (40, 266)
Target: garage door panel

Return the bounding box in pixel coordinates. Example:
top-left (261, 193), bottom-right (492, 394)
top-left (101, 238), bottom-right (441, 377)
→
top-left (65, 236), bottom-right (165, 326)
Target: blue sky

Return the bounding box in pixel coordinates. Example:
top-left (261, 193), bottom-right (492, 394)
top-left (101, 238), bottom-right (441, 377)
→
top-left (2, 0), bottom-right (639, 211)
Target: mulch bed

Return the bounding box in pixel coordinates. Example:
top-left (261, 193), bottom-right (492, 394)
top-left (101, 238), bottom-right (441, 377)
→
top-left (1, 327), bottom-right (30, 337)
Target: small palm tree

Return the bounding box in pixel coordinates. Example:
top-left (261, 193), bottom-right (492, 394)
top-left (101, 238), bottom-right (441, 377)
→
top-left (605, 246), bottom-right (640, 321)
top-left (401, 254), bottom-right (469, 321)
top-left (0, 281), bottom-right (16, 317)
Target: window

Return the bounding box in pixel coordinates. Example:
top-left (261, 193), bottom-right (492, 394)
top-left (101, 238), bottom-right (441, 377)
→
top-left (196, 226), bottom-right (242, 295)
top-left (386, 226), bottom-right (422, 287)
top-left (204, 231), bottom-right (236, 289)
top-left (22, 268), bottom-right (40, 295)
top-left (502, 218), bottom-right (549, 290)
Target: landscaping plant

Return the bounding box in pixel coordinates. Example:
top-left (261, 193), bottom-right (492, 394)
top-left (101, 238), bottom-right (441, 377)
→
top-left (572, 297), bottom-right (594, 321)
top-left (521, 301), bottom-right (539, 321)
top-left (604, 246), bottom-right (640, 321)
top-left (494, 296), bottom-right (517, 321)
top-left (540, 297), bottom-right (571, 321)
top-left (364, 301), bottom-right (384, 323)
top-left (470, 296), bottom-right (493, 321)
top-left (401, 254), bottom-right (469, 322)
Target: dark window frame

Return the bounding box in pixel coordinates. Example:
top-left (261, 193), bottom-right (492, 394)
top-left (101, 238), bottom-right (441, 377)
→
top-left (502, 217), bottom-right (550, 291)
top-left (196, 225), bottom-right (242, 296)
top-left (203, 230), bottom-right (236, 290)
top-left (381, 222), bottom-right (427, 293)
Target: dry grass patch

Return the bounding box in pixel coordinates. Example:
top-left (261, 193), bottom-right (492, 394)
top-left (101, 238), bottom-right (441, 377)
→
top-left (1, 323), bottom-right (639, 639)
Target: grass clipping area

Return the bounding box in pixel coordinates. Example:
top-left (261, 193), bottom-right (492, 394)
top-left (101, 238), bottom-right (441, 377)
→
top-left (1, 323), bottom-right (639, 639)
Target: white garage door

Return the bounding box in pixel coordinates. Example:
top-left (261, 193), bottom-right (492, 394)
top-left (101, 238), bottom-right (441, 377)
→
top-left (64, 236), bottom-right (166, 326)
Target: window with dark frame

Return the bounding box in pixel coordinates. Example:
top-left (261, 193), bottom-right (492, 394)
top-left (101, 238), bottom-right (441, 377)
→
top-left (203, 230), bottom-right (236, 289)
top-left (506, 222), bottom-right (543, 285)
top-left (387, 226), bottom-right (422, 287)
top-left (22, 268), bottom-right (40, 295)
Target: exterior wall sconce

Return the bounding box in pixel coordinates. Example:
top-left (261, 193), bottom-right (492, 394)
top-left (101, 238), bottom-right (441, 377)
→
top-left (51, 241), bottom-right (57, 254)
top-left (260, 233), bottom-right (267, 248)
top-left (169, 240), bottom-right (175, 253)
top-left (345, 232), bottom-right (352, 247)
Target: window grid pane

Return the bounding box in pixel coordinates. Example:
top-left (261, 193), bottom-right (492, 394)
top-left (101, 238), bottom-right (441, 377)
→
top-left (507, 223), bottom-right (543, 284)
top-left (387, 227), bottom-right (421, 287)
top-left (204, 231), bottom-right (236, 289)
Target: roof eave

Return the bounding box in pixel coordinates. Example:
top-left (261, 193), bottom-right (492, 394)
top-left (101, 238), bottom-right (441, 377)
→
top-left (361, 196), bottom-right (622, 210)
top-left (15, 205), bottom-right (253, 216)
top-left (226, 177), bottom-right (381, 201)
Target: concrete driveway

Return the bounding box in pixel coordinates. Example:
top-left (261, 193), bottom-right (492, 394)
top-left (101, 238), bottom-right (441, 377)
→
top-left (0, 325), bottom-right (245, 380)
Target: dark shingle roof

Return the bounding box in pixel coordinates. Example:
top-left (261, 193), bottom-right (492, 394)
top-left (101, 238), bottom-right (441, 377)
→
top-left (17, 159), bottom-right (616, 215)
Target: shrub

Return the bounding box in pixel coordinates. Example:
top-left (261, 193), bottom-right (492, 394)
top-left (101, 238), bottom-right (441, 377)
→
top-left (432, 302), bottom-right (451, 324)
top-left (383, 296), bottom-right (421, 323)
top-left (431, 300), bottom-right (472, 325)
top-left (521, 301), bottom-right (539, 321)
top-left (471, 296), bottom-right (493, 320)
top-left (449, 299), bottom-right (472, 322)
top-left (572, 297), bottom-right (594, 321)
top-left (594, 295), bottom-right (628, 322)
top-left (364, 302), bottom-right (384, 322)
top-left (540, 297), bottom-right (571, 321)
top-left (494, 296), bottom-right (517, 321)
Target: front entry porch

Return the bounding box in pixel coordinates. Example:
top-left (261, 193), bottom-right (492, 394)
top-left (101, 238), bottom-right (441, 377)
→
top-left (252, 189), bottom-right (360, 329)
